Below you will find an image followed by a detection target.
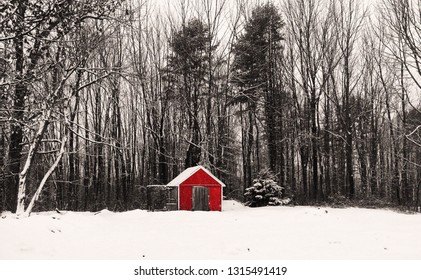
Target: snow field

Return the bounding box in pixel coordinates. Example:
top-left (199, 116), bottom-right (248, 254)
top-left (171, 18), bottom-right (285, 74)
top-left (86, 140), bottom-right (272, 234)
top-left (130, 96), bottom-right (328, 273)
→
top-left (1, 200), bottom-right (420, 259)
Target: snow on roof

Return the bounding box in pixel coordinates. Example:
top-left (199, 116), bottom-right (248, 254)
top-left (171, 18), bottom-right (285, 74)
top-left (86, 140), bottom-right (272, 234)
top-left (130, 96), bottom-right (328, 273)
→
top-left (166, 165), bottom-right (226, 187)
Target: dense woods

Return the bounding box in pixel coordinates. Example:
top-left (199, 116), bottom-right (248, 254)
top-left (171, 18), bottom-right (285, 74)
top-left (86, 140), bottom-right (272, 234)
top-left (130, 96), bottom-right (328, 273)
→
top-left (0, 0), bottom-right (420, 214)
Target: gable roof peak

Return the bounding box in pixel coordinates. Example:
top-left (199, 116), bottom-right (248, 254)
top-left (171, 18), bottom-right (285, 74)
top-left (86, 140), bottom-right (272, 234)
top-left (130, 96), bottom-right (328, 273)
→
top-left (166, 165), bottom-right (225, 187)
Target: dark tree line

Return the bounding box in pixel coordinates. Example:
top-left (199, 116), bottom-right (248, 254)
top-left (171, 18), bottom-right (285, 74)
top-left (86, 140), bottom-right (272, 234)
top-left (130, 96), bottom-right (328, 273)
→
top-left (0, 0), bottom-right (420, 215)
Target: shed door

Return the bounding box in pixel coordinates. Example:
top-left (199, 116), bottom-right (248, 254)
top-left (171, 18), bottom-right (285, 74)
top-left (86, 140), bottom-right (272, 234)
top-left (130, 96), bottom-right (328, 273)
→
top-left (192, 186), bottom-right (209, 211)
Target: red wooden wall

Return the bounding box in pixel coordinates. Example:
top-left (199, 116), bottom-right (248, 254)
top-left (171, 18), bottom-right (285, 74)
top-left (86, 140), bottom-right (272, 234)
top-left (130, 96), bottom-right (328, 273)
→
top-left (178, 169), bottom-right (222, 211)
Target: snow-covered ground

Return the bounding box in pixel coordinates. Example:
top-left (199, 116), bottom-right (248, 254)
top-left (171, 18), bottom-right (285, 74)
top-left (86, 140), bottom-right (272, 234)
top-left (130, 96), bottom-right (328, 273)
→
top-left (1, 200), bottom-right (420, 259)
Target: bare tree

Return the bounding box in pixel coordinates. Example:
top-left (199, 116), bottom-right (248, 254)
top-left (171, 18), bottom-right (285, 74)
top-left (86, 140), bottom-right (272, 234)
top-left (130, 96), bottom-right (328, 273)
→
top-left (0, 0), bottom-right (121, 213)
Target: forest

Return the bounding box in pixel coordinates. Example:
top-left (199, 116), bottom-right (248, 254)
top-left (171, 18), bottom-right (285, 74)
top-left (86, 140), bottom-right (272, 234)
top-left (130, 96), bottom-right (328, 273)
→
top-left (0, 0), bottom-right (420, 215)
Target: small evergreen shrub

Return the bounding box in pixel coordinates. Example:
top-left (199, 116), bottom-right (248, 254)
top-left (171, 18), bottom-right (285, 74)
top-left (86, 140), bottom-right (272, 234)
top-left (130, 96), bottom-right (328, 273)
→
top-left (244, 169), bottom-right (289, 207)
top-left (327, 193), bottom-right (350, 208)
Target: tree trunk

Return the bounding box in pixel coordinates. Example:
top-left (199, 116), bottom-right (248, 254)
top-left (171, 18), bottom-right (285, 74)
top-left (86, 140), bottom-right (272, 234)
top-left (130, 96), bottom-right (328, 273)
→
top-left (369, 116), bottom-right (378, 197)
top-left (0, 127), bottom-right (5, 212)
top-left (246, 108), bottom-right (254, 189)
top-left (7, 1), bottom-right (27, 212)
top-left (346, 129), bottom-right (355, 199)
top-left (401, 62), bottom-right (409, 206)
top-left (311, 89), bottom-right (318, 201)
top-left (16, 110), bottom-right (51, 215)
top-left (24, 134), bottom-right (67, 216)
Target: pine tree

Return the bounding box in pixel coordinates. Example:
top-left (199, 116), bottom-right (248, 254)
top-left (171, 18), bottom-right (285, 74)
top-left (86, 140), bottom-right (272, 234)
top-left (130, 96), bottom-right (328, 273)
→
top-left (167, 18), bottom-right (216, 168)
top-left (244, 169), bottom-right (287, 207)
top-left (231, 3), bottom-right (285, 190)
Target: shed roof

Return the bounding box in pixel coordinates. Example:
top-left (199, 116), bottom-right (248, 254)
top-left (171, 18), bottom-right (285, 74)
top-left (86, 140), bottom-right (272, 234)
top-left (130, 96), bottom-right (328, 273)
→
top-left (166, 165), bottom-right (225, 187)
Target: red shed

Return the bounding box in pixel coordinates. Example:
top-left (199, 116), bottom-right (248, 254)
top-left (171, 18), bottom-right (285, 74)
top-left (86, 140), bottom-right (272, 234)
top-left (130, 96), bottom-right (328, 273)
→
top-left (166, 166), bottom-right (225, 211)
